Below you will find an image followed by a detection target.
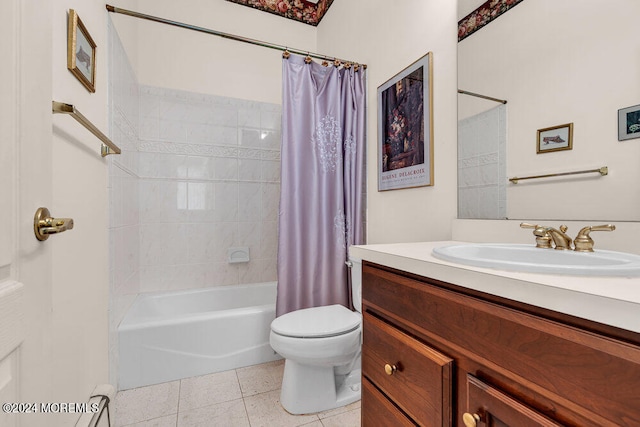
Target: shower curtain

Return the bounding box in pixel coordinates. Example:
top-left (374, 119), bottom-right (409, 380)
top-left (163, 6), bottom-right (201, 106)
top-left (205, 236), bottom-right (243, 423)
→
top-left (276, 54), bottom-right (366, 316)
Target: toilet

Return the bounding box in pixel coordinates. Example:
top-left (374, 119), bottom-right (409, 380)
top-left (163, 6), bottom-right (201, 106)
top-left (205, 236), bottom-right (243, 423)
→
top-left (269, 257), bottom-right (363, 414)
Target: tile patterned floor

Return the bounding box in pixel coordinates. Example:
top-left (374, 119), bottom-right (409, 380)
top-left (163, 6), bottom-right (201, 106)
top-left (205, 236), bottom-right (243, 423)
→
top-left (113, 360), bottom-right (361, 427)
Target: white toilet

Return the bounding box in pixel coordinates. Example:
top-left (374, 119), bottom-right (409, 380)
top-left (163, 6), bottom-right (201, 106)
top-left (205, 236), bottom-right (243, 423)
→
top-left (269, 257), bottom-right (363, 414)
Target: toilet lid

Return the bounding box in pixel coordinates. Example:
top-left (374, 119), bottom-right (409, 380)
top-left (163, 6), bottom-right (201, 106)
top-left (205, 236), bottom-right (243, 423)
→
top-left (271, 304), bottom-right (361, 338)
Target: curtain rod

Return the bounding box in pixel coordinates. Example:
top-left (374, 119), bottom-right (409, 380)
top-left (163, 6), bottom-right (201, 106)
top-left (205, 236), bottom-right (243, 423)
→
top-left (105, 5), bottom-right (366, 68)
top-left (458, 89), bottom-right (507, 104)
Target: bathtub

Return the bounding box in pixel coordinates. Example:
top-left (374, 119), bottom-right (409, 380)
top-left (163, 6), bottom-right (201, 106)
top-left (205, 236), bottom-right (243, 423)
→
top-left (118, 282), bottom-right (281, 390)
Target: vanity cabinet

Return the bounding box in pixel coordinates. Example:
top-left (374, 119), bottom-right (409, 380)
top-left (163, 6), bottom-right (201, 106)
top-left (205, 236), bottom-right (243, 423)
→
top-left (361, 261), bottom-right (640, 427)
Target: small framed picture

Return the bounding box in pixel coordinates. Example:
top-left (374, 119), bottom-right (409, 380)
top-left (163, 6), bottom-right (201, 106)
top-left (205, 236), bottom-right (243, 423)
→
top-left (537, 123), bottom-right (573, 154)
top-left (618, 104), bottom-right (640, 141)
top-left (67, 9), bottom-right (96, 93)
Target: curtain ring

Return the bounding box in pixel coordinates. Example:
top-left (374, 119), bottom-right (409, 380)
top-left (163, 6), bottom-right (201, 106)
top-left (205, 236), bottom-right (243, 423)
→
top-left (354, 64), bottom-right (360, 72)
top-left (304, 54), bottom-right (312, 64)
top-left (333, 58), bottom-right (341, 67)
top-left (344, 62), bottom-right (352, 69)
top-left (322, 60), bottom-right (329, 67)
top-left (282, 49), bottom-right (291, 59)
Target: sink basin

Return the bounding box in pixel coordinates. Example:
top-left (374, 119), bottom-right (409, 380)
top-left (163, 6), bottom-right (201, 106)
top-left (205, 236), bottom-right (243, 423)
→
top-left (432, 244), bottom-right (640, 277)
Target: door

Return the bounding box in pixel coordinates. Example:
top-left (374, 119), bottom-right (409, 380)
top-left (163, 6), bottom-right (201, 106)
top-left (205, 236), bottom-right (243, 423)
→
top-left (463, 375), bottom-right (563, 427)
top-left (0, 0), bottom-right (55, 426)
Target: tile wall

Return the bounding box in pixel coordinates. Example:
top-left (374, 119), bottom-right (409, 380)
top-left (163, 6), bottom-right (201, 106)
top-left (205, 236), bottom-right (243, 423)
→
top-left (137, 86), bottom-right (280, 292)
top-left (108, 20), bottom-right (281, 389)
top-left (108, 18), bottom-right (141, 387)
top-left (457, 104), bottom-right (506, 219)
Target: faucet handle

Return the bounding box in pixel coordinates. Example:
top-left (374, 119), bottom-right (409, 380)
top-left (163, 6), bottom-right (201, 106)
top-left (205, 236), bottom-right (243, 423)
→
top-left (574, 224), bottom-right (616, 252)
top-left (520, 222), bottom-right (552, 249)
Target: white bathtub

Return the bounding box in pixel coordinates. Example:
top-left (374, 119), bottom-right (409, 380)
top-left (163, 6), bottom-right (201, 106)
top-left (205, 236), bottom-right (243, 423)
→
top-left (118, 282), bottom-right (281, 390)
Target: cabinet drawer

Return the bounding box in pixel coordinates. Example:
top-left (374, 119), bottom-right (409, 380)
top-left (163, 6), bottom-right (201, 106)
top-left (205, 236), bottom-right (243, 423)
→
top-left (465, 374), bottom-right (562, 427)
top-left (362, 378), bottom-right (415, 427)
top-left (363, 311), bottom-right (453, 426)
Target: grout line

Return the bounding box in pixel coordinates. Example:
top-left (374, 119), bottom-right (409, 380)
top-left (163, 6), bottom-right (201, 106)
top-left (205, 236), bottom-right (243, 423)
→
top-left (176, 377), bottom-right (183, 419)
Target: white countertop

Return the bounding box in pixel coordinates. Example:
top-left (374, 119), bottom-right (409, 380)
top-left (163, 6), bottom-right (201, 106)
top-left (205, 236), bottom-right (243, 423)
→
top-left (350, 241), bottom-right (640, 334)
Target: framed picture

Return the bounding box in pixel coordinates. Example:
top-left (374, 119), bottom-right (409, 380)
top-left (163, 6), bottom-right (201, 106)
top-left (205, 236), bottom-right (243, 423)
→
top-left (537, 123), bottom-right (573, 154)
top-left (378, 52), bottom-right (434, 191)
top-left (618, 104), bottom-right (640, 141)
top-left (67, 9), bottom-right (96, 93)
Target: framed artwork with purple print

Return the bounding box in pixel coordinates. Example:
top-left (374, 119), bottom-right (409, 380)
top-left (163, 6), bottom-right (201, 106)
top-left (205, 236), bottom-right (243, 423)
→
top-left (618, 104), bottom-right (640, 141)
top-left (377, 52), bottom-right (434, 191)
top-left (67, 9), bottom-right (96, 93)
top-left (537, 123), bottom-right (573, 154)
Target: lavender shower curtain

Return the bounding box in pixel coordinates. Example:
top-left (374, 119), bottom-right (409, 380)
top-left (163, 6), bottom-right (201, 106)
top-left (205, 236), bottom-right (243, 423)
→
top-left (276, 54), bottom-right (366, 316)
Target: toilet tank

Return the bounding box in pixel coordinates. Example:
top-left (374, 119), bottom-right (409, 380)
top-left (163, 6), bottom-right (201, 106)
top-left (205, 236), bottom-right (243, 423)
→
top-left (349, 257), bottom-right (363, 313)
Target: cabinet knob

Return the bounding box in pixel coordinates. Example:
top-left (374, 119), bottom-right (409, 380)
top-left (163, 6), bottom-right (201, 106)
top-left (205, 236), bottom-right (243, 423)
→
top-left (462, 413), bottom-right (481, 427)
top-left (384, 363), bottom-right (397, 375)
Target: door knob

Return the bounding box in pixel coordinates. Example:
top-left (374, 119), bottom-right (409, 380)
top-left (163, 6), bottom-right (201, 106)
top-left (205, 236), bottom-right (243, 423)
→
top-left (34, 207), bottom-right (74, 241)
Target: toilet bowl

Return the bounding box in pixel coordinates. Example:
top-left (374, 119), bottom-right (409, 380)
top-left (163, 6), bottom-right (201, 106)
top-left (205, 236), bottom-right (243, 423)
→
top-left (269, 257), bottom-right (363, 414)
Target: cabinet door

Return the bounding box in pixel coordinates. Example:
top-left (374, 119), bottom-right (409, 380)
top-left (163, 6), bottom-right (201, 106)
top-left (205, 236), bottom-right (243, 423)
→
top-left (464, 375), bottom-right (562, 427)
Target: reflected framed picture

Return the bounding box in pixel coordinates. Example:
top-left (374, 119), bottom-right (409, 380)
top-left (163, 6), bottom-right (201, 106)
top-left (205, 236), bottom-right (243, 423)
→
top-left (67, 9), bottom-right (96, 93)
top-left (377, 52), bottom-right (434, 191)
top-left (537, 123), bottom-right (573, 154)
top-left (618, 104), bottom-right (640, 141)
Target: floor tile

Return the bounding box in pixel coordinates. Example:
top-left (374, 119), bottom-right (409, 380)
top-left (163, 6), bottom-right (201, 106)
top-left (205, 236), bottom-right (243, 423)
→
top-left (317, 399), bottom-right (360, 419)
top-left (319, 408), bottom-right (360, 427)
top-left (177, 399), bottom-right (249, 427)
top-left (114, 381), bottom-right (180, 427)
top-left (236, 359), bottom-right (284, 397)
top-left (179, 370), bottom-right (242, 412)
top-left (244, 389), bottom-right (319, 427)
top-left (121, 414), bottom-right (178, 427)
top-left (113, 361), bottom-right (361, 427)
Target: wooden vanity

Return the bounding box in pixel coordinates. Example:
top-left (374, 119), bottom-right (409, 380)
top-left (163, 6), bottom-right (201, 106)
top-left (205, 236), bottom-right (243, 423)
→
top-left (352, 242), bottom-right (640, 427)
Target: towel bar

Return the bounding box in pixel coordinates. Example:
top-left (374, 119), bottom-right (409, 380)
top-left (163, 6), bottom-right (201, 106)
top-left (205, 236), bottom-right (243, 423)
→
top-left (509, 166), bottom-right (608, 184)
top-left (52, 101), bottom-right (121, 157)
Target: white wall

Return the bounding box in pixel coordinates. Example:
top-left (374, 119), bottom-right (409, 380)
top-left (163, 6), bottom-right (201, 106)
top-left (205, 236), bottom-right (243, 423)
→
top-left (459, 0), bottom-right (640, 221)
top-left (317, 0), bottom-right (459, 244)
top-left (111, 0), bottom-right (318, 104)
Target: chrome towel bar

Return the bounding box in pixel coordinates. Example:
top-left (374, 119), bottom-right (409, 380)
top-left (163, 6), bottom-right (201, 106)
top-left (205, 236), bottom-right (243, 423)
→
top-left (52, 101), bottom-right (121, 157)
top-left (509, 166), bottom-right (608, 184)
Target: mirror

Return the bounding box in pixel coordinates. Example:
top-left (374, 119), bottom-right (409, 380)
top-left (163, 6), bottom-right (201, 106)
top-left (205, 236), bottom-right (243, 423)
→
top-left (457, 0), bottom-right (640, 221)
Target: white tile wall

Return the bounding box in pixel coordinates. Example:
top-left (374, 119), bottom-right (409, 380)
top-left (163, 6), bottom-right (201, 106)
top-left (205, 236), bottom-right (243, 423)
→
top-left (136, 85), bottom-right (281, 294)
top-left (108, 20), bottom-right (281, 390)
top-left (108, 18), bottom-right (141, 388)
top-left (458, 104), bottom-right (507, 219)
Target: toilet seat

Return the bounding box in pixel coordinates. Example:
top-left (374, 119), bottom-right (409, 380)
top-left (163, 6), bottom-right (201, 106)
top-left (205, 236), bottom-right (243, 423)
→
top-left (271, 304), bottom-right (361, 338)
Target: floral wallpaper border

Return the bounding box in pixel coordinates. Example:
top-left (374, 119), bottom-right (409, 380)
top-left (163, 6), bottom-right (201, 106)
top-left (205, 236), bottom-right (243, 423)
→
top-left (226, 0), bottom-right (334, 27)
top-left (458, 0), bottom-right (525, 42)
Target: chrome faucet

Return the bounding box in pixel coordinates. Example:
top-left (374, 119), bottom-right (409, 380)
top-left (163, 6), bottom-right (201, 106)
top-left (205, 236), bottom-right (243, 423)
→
top-left (521, 223), bottom-right (616, 252)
